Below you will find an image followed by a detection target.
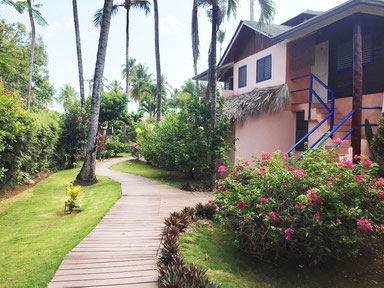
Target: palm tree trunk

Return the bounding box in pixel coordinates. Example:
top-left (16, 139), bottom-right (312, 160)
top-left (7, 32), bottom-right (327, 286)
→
top-left (76, 0), bottom-right (114, 185)
top-left (26, 0), bottom-right (35, 110)
top-left (192, 0), bottom-right (200, 97)
top-left (250, 0), bottom-right (255, 21)
top-left (72, 0), bottom-right (85, 108)
top-left (154, 0), bottom-right (162, 123)
top-left (125, 6), bottom-right (130, 106)
top-left (208, 2), bottom-right (219, 189)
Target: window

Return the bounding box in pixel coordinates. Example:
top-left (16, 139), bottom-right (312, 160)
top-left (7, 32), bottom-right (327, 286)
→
top-left (337, 34), bottom-right (373, 71)
top-left (238, 65), bottom-right (247, 88)
top-left (256, 55), bottom-right (272, 83)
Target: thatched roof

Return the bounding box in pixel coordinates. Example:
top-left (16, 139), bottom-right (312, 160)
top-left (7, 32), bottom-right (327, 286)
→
top-left (223, 84), bottom-right (289, 123)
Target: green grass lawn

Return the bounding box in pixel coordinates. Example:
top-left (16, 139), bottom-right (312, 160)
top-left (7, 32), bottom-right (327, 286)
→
top-left (180, 222), bottom-right (384, 288)
top-left (110, 159), bottom-right (205, 189)
top-left (0, 169), bottom-right (121, 288)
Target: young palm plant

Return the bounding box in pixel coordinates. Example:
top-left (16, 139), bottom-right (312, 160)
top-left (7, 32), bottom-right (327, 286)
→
top-left (217, 29), bottom-right (226, 59)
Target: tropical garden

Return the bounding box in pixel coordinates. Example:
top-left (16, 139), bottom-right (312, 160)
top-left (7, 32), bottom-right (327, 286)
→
top-left (1, 0), bottom-right (384, 287)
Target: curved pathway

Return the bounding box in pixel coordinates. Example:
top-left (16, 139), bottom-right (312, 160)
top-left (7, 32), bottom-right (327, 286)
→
top-left (49, 158), bottom-right (212, 288)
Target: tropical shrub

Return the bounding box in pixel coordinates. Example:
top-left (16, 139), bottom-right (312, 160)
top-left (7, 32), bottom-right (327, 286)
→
top-left (195, 202), bottom-right (216, 219)
top-left (138, 95), bottom-right (233, 178)
top-left (64, 185), bottom-right (81, 212)
top-left (56, 102), bottom-right (88, 169)
top-left (213, 148), bottom-right (384, 264)
top-left (370, 116), bottom-right (384, 175)
top-left (158, 206), bottom-right (219, 288)
top-left (105, 141), bottom-right (128, 157)
top-left (0, 86), bottom-right (60, 192)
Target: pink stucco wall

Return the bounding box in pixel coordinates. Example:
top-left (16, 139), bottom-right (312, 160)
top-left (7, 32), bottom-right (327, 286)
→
top-left (233, 43), bottom-right (287, 95)
top-left (234, 111), bottom-right (295, 163)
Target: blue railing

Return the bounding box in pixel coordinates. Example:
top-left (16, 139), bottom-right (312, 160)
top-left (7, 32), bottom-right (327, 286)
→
top-left (287, 73), bottom-right (335, 154)
top-left (290, 73), bottom-right (335, 130)
top-left (361, 106), bottom-right (382, 127)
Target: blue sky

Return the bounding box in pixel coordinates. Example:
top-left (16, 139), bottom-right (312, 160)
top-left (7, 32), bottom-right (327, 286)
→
top-left (0, 0), bottom-right (346, 111)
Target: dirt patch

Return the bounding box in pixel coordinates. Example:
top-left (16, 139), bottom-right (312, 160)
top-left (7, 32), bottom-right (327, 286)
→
top-left (56, 210), bottom-right (82, 216)
top-left (185, 218), bottom-right (213, 234)
top-left (0, 173), bottom-right (53, 202)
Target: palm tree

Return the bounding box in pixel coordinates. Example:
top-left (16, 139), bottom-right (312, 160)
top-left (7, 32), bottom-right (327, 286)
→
top-left (193, 0), bottom-right (275, 188)
top-left (130, 63), bottom-right (152, 102)
top-left (76, 0), bottom-right (114, 185)
top-left (152, 0), bottom-right (162, 123)
top-left (251, 0), bottom-right (275, 24)
top-left (121, 57), bottom-right (137, 106)
top-left (72, 0), bottom-right (85, 108)
top-left (57, 84), bottom-right (78, 110)
top-left (191, 0), bottom-right (200, 97)
top-left (93, 1), bottom-right (150, 98)
top-left (217, 29), bottom-right (226, 59)
top-left (3, 0), bottom-right (47, 110)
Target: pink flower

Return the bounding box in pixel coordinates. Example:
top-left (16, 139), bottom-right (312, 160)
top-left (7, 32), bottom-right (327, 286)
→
top-left (78, 116), bottom-right (82, 120)
top-left (307, 190), bottom-right (321, 203)
top-left (337, 162), bottom-right (344, 167)
top-left (355, 175), bottom-right (363, 183)
top-left (260, 197), bottom-right (269, 204)
top-left (287, 166), bottom-right (296, 171)
top-left (262, 153), bottom-right (271, 161)
top-left (294, 169), bottom-right (305, 179)
top-left (218, 165), bottom-right (226, 176)
top-left (75, 156), bottom-right (79, 160)
top-left (362, 160), bottom-right (373, 166)
top-left (333, 138), bottom-right (343, 144)
top-left (313, 213), bottom-right (320, 220)
top-left (246, 216), bottom-right (251, 220)
top-left (357, 219), bottom-right (373, 231)
top-left (208, 200), bottom-right (215, 207)
top-left (296, 202), bottom-right (304, 210)
top-left (237, 201), bottom-right (246, 210)
top-left (344, 161), bottom-right (354, 169)
top-left (244, 160), bottom-right (249, 166)
top-left (284, 228), bottom-right (292, 240)
top-left (152, 162), bottom-right (155, 167)
top-left (380, 224), bottom-right (384, 231)
top-left (268, 211), bottom-right (279, 222)
top-left (336, 219), bottom-right (341, 223)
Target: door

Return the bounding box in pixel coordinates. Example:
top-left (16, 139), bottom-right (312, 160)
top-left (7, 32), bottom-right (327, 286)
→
top-left (311, 41), bottom-right (329, 104)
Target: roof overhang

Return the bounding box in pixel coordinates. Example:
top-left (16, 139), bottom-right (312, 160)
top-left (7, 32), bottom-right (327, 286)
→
top-left (192, 62), bottom-right (234, 81)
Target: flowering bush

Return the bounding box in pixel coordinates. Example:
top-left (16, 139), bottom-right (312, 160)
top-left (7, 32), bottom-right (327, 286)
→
top-left (371, 116), bottom-right (384, 175)
top-left (0, 86), bottom-right (60, 192)
top-left (213, 148), bottom-right (384, 264)
top-left (56, 102), bottom-right (88, 169)
top-left (137, 95), bottom-right (234, 178)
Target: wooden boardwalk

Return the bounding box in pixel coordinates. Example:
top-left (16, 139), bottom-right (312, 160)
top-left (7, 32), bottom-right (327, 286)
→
top-left (49, 158), bottom-right (212, 288)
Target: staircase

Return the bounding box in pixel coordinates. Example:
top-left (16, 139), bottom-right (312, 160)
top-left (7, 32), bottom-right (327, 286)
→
top-left (288, 73), bottom-right (382, 162)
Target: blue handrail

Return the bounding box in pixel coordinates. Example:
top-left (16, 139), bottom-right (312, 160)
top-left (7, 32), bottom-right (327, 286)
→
top-left (362, 106), bottom-right (382, 110)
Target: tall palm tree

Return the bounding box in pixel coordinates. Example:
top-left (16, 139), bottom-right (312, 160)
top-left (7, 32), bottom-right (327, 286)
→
top-left (191, 0), bottom-right (200, 97)
top-left (121, 57), bottom-right (137, 105)
top-left (72, 0), bottom-right (85, 108)
top-left (4, 0), bottom-right (47, 110)
top-left (130, 63), bottom-right (152, 102)
top-left (217, 29), bottom-right (226, 59)
top-left (153, 0), bottom-right (162, 123)
top-left (76, 0), bottom-right (114, 185)
top-left (93, 0), bottom-right (150, 98)
top-left (192, 0), bottom-right (275, 187)
top-left (57, 84), bottom-right (78, 110)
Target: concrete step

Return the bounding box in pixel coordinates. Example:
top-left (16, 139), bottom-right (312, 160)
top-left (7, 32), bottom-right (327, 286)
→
top-left (332, 131), bottom-right (352, 140)
top-left (325, 145), bottom-right (351, 156)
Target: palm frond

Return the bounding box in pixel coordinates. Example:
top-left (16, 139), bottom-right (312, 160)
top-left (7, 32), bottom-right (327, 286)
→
top-left (93, 4), bottom-right (121, 27)
top-left (32, 9), bottom-right (47, 26)
top-left (257, 0), bottom-right (275, 27)
top-left (226, 0), bottom-right (239, 18)
top-left (132, 0), bottom-right (151, 15)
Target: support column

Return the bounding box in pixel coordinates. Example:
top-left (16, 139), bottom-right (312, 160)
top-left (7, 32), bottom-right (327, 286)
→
top-left (351, 15), bottom-right (363, 159)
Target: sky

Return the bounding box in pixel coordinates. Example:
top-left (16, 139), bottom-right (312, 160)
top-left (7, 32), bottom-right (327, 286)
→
top-left (0, 0), bottom-right (347, 112)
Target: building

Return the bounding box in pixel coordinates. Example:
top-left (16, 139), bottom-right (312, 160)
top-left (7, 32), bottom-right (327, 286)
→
top-left (195, 0), bottom-right (384, 163)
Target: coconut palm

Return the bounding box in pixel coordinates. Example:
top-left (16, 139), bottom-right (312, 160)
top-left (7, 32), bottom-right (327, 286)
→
top-left (217, 29), bottom-right (226, 59)
top-left (139, 76), bottom-right (168, 118)
top-left (72, 0), bottom-right (85, 108)
top-left (121, 57), bottom-right (137, 98)
top-left (130, 63), bottom-right (152, 102)
top-left (2, 0), bottom-right (47, 110)
top-left (251, 0), bottom-right (275, 24)
top-left (192, 0), bottom-right (275, 187)
top-left (76, 0), bottom-right (114, 185)
top-left (153, 0), bottom-right (162, 123)
top-left (93, 0), bottom-right (150, 98)
top-left (57, 84), bottom-right (78, 110)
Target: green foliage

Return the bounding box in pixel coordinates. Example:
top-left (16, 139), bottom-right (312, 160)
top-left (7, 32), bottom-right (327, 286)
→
top-left (137, 94), bottom-right (234, 177)
top-left (64, 185), bottom-right (81, 212)
top-left (213, 149), bottom-right (384, 264)
top-left (365, 118), bottom-right (374, 145)
top-left (0, 86), bottom-right (60, 193)
top-left (56, 102), bottom-right (88, 169)
top-left (105, 141), bottom-right (129, 157)
top-left (371, 116), bottom-right (384, 175)
top-left (0, 20), bottom-right (54, 109)
top-left (196, 202), bottom-right (217, 219)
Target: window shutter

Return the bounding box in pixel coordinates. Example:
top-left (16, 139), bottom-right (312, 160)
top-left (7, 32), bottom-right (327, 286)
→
top-left (264, 56), bottom-right (272, 79)
top-left (256, 59), bottom-right (264, 82)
